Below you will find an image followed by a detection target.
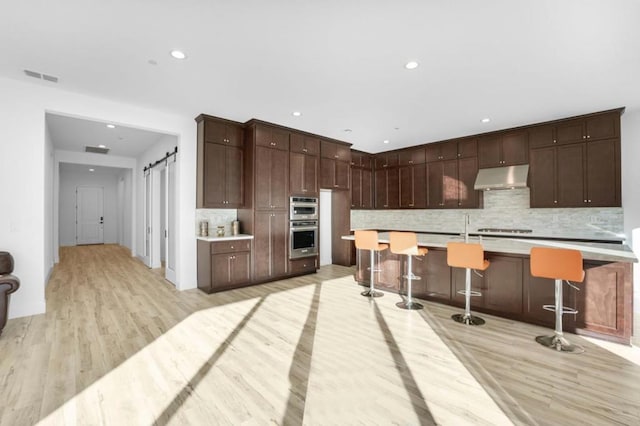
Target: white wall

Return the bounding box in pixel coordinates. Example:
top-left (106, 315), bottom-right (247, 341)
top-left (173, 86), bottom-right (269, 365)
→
top-left (59, 168), bottom-right (119, 246)
top-left (620, 107), bottom-right (640, 339)
top-left (0, 76), bottom-right (197, 320)
top-left (44, 119), bottom-right (55, 284)
top-left (116, 169), bottom-right (133, 251)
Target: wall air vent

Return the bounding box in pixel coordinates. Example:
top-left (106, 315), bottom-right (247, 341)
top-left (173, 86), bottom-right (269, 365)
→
top-left (23, 69), bottom-right (59, 83)
top-left (85, 146), bottom-right (110, 154)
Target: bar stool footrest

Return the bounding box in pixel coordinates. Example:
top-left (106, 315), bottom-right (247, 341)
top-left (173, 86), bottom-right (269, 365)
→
top-left (396, 301), bottom-right (423, 310)
top-left (456, 289), bottom-right (482, 297)
top-left (542, 305), bottom-right (579, 315)
top-left (402, 274), bottom-right (421, 280)
top-left (366, 267), bottom-right (383, 273)
top-left (535, 335), bottom-right (584, 354)
top-left (451, 313), bottom-right (485, 326)
top-left (361, 289), bottom-right (384, 298)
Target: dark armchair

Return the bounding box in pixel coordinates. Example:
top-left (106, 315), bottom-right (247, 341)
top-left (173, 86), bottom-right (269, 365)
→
top-left (0, 251), bottom-right (20, 336)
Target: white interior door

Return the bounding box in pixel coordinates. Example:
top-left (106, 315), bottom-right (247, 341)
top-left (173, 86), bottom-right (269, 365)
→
top-left (165, 159), bottom-right (177, 284)
top-left (76, 186), bottom-right (104, 245)
top-left (143, 171), bottom-right (152, 267)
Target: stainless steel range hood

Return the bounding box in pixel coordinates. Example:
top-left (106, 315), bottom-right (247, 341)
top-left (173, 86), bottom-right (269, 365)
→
top-left (474, 164), bottom-right (529, 190)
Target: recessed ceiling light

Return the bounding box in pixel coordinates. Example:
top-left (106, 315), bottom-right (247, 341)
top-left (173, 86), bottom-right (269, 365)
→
top-left (405, 61), bottom-right (419, 70)
top-left (148, 59), bottom-right (158, 66)
top-left (481, 118), bottom-right (491, 123)
top-left (106, 124), bottom-right (115, 129)
top-left (383, 140), bottom-right (390, 144)
top-left (292, 111), bottom-right (302, 117)
top-left (170, 50), bottom-right (187, 60)
top-left (98, 144), bottom-right (106, 148)
top-left (89, 168), bottom-right (95, 172)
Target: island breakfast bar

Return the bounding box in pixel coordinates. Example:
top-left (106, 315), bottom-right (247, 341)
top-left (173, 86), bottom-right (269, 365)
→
top-left (343, 232), bottom-right (636, 344)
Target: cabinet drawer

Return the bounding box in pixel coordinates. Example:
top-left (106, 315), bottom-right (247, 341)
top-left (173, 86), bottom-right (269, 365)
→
top-left (210, 240), bottom-right (251, 254)
top-left (289, 257), bottom-right (317, 274)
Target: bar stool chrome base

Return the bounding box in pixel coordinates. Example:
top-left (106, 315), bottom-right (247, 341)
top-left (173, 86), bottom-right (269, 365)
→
top-left (396, 300), bottom-right (423, 310)
top-left (361, 289), bottom-right (384, 298)
top-left (451, 313), bottom-right (485, 326)
top-left (535, 335), bottom-right (584, 354)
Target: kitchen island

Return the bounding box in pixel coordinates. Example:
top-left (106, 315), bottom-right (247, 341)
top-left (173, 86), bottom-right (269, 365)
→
top-left (343, 232), bottom-right (636, 344)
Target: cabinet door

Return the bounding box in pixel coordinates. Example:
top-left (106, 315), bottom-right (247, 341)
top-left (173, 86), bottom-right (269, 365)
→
top-left (253, 212), bottom-right (272, 280)
top-left (425, 144), bottom-right (440, 163)
top-left (420, 249), bottom-right (451, 300)
top-left (255, 146), bottom-right (272, 209)
top-left (399, 166), bottom-right (414, 207)
top-left (386, 168), bottom-right (399, 208)
top-left (351, 168), bottom-right (362, 208)
top-left (478, 135), bottom-right (502, 168)
top-left (457, 139), bottom-right (477, 159)
top-left (335, 144), bottom-right (351, 162)
top-left (335, 160), bottom-right (350, 190)
top-left (304, 154), bottom-right (318, 196)
top-left (320, 158), bottom-right (335, 189)
top-left (483, 255), bottom-right (523, 314)
top-left (271, 212), bottom-right (289, 277)
top-left (442, 160), bottom-right (458, 208)
top-left (413, 163), bottom-right (426, 209)
top-left (270, 148), bottom-right (289, 209)
top-left (289, 152), bottom-right (305, 196)
top-left (226, 124), bottom-right (243, 146)
top-left (586, 139), bottom-right (619, 207)
top-left (556, 119), bottom-right (584, 145)
top-left (585, 113), bottom-right (618, 141)
top-left (529, 147), bottom-right (557, 207)
top-left (230, 252), bottom-right (251, 285)
top-left (440, 141), bottom-right (458, 161)
top-left (211, 254), bottom-right (232, 288)
top-left (203, 142), bottom-right (226, 207)
top-left (320, 140), bottom-right (336, 159)
top-left (426, 162), bottom-right (444, 208)
top-left (203, 120), bottom-right (227, 145)
top-left (528, 125), bottom-right (555, 149)
top-left (501, 131), bottom-right (528, 165)
top-left (225, 146), bottom-right (243, 207)
top-left (556, 143), bottom-right (586, 207)
top-left (375, 169), bottom-right (388, 208)
top-left (361, 169), bottom-right (373, 209)
top-left (457, 157), bottom-right (479, 208)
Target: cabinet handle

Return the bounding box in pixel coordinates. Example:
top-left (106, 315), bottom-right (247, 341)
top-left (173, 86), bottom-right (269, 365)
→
top-left (334, 184), bottom-right (338, 187)
top-left (334, 155), bottom-right (339, 159)
top-left (587, 135), bottom-right (591, 139)
top-left (457, 153), bottom-right (461, 157)
top-left (303, 148), bottom-right (308, 152)
top-left (409, 203), bottom-right (414, 207)
top-left (409, 160), bottom-right (413, 164)
top-left (554, 200), bottom-right (558, 204)
top-left (553, 139), bottom-right (557, 143)
top-left (588, 199), bottom-right (592, 203)
top-left (231, 245), bottom-right (234, 249)
top-left (302, 189), bottom-right (307, 192)
top-left (270, 142), bottom-right (276, 146)
top-left (458, 202), bottom-right (461, 206)
top-left (384, 204), bottom-right (388, 207)
top-left (583, 135), bottom-right (586, 139)
top-left (383, 164), bottom-right (388, 168)
top-left (584, 199), bottom-right (587, 203)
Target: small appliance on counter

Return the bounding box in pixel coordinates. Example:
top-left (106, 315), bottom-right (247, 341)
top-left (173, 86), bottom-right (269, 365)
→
top-left (232, 220), bottom-right (240, 236)
top-left (216, 225), bottom-right (225, 237)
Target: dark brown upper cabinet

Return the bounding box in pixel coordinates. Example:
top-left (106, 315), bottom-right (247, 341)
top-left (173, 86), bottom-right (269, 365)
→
top-left (321, 140), bottom-right (351, 162)
top-left (375, 168), bottom-right (399, 209)
top-left (351, 150), bottom-right (373, 169)
top-left (425, 141), bottom-right (458, 162)
top-left (255, 124), bottom-right (290, 151)
top-left (196, 116), bottom-right (244, 208)
top-left (290, 133), bottom-right (320, 155)
top-left (255, 145), bottom-right (289, 210)
top-left (398, 147), bottom-right (426, 166)
top-left (399, 163), bottom-right (426, 208)
top-left (374, 152), bottom-right (399, 169)
top-left (478, 130), bottom-right (528, 168)
top-left (556, 112), bottom-right (620, 145)
top-left (351, 167), bottom-right (374, 209)
top-left (457, 138), bottom-right (478, 159)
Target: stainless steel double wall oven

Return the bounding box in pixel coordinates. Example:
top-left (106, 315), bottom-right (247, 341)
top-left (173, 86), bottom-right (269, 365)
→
top-left (289, 196), bottom-right (318, 259)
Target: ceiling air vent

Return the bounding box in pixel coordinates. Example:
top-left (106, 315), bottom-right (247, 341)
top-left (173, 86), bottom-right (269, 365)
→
top-left (85, 146), bottom-right (110, 154)
top-left (23, 69), bottom-right (59, 83)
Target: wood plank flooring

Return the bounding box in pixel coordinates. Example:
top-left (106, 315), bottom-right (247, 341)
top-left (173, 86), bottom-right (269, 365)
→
top-left (1, 244), bottom-right (639, 425)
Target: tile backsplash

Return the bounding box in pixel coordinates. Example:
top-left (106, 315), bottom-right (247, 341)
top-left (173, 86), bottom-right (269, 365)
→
top-left (351, 188), bottom-right (624, 240)
top-left (195, 209), bottom-right (237, 236)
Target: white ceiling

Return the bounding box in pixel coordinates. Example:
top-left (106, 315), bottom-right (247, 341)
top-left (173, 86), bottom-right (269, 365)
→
top-left (59, 162), bottom-right (127, 176)
top-left (46, 113), bottom-right (168, 157)
top-left (3, 1), bottom-right (640, 153)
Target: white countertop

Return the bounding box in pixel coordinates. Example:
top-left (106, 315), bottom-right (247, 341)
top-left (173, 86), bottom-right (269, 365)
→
top-left (342, 232), bottom-right (637, 263)
top-left (196, 234), bottom-right (253, 242)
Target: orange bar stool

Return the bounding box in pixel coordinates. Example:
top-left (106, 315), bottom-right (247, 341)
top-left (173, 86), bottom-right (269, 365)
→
top-left (530, 247), bottom-right (585, 353)
top-left (354, 230), bottom-right (388, 298)
top-left (389, 232), bottom-right (428, 310)
top-left (447, 242), bottom-right (490, 325)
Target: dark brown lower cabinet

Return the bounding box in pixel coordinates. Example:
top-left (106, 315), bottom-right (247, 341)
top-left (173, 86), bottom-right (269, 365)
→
top-left (354, 248), bottom-right (632, 344)
top-left (254, 211), bottom-right (288, 281)
top-left (289, 257), bottom-right (318, 275)
top-left (197, 240), bottom-right (251, 293)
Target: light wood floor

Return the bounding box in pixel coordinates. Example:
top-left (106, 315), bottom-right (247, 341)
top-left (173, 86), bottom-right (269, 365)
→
top-left (1, 244), bottom-right (639, 425)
